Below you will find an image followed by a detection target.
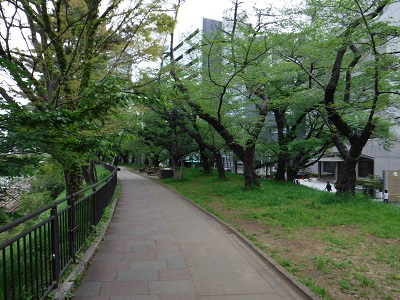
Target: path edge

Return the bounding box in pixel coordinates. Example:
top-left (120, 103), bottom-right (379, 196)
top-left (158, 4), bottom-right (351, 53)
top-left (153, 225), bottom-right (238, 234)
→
top-left (147, 173), bottom-right (320, 300)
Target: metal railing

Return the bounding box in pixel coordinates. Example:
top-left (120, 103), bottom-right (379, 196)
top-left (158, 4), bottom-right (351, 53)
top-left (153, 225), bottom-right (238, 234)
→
top-left (0, 164), bottom-right (118, 300)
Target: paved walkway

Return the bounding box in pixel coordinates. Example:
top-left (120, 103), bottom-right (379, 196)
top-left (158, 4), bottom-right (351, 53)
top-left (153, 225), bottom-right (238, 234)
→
top-left (73, 167), bottom-right (316, 300)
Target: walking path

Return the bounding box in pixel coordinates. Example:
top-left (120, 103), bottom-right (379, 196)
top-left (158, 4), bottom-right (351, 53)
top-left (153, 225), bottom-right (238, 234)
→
top-left (72, 167), bottom-right (317, 300)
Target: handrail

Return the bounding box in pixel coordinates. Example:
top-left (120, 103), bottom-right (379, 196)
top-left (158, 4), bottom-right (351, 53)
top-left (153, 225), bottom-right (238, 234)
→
top-left (0, 164), bottom-right (118, 300)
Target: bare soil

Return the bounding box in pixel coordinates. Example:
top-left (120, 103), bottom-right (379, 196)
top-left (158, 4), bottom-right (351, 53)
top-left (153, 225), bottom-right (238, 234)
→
top-left (209, 202), bottom-right (400, 300)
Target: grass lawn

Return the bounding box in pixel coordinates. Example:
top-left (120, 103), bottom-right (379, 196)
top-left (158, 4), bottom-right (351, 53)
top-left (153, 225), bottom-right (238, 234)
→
top-left (160, 168), bottom-right (400, 300)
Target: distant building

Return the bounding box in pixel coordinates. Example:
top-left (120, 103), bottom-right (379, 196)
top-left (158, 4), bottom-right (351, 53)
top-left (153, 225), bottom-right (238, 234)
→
top-left (172, 6), bottom-right (400, 179)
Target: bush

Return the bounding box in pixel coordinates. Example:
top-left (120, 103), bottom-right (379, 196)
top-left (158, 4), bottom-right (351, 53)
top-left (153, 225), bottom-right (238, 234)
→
top-left (29, 160), bottom-right (65, 199)
top-left (18, 191), bottom-right (52, 215)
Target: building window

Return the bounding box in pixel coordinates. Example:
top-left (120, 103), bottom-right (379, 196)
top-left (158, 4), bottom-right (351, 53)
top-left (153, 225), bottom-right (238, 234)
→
top-left (358, 157), bottom-right (374, 177)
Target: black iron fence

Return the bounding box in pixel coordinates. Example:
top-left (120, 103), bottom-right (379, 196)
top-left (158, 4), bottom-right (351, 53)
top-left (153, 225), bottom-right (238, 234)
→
top-left (0, 164), bottom-right (118, 300)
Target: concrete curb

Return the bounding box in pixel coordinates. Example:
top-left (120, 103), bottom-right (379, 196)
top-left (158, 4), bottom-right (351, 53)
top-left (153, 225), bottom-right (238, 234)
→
top-left (53, 168), bottom-right (319, 300)
top-left (52, 185), bottom-right (120, 300)
top-left (143, 172), bottom-right (319, 300)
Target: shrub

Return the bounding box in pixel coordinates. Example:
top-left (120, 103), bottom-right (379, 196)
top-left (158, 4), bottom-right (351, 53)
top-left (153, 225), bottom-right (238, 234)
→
top-left (29, 160), bottom-right (65, 198)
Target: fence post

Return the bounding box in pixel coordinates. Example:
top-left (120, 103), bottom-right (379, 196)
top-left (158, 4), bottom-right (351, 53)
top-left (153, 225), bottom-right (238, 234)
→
top-left (92, 186), bottom-right (97, 225)
top-left (50, 207), bottom-right (60, 288)
top-left (67, 196), bottom-right (76, 264)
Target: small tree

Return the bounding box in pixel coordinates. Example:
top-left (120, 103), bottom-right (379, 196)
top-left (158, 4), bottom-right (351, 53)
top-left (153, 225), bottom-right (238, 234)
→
top-left (285, 0), bottom-right (400, 194)
top-left (140, 109), bottom-right (197, 178)
top-left (0, 0), bottom-right (173, 194)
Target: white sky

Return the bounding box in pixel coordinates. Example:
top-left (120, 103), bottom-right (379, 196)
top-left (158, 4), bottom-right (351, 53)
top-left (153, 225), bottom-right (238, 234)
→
top-left (174, 0), bottom-right (281, 39)
top-left (175, 0), bottom-right (231, 35)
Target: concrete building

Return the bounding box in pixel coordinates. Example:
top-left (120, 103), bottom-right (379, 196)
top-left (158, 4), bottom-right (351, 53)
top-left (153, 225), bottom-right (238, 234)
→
top-left (173, 4), bottom-right (400, 184)
top-left (312, 138), bottom-right (400, 181)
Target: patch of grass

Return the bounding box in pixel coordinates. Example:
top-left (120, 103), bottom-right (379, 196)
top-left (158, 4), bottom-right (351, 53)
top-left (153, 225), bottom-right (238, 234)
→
top-left (312, 256), bottom-right (353, 274)
top-left (353, 272), bottom-right (376, 288)
top-left (163, 169), bottom-right (399, 237)
top-left (162, 168), bottom-right (400, 300)
top-left (339, 277), bottom-right (352, 293)
top-left (277, 258), bottom-right (299, 273)
top-left (300, 276), bottom-right (329, 299)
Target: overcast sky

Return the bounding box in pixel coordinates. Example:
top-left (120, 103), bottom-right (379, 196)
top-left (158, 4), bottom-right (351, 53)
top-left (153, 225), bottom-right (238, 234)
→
top-left (175, 0), bottom-right (264, 39)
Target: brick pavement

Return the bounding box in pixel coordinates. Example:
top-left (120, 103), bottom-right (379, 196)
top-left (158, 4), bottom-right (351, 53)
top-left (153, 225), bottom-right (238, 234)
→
top-left (72, 167), bottom-right (316, 300)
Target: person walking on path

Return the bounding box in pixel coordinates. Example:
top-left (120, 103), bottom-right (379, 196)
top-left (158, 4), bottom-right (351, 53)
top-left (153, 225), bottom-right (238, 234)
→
top-left (325, 182), bottom-right (332, 192)
top-left (382, 189), bottom-right (389, 203)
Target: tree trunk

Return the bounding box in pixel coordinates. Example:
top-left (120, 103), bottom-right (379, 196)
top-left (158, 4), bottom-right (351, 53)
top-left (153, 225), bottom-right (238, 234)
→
top-left (275, 155), bottom-right (287, 181)
top-left (243, 161), bottom-right (259, 189)
top-left (233, 158), bottom-right (238, 174)
top-left (172, 156), bottom-right (179, 178)
top-left (150, 155), bottom-right (160, 167)
top-left (214, 151), bottom-right (226, 180)
top-left (200, 146), bottom-right (211, 174)
top-left (179, 158), bottom-right (184, 179)
top-left (335, 158), bottom-right (358, 195)
top-left (82, 160), bottom-right (97, 186)
top-left (242, 148), bottom-right (260, 190)
top-left (121, 151), bottom-right (129, 163)
top-left (64, 167), bottom-right (83, 196)
top-left (287, 167), bottom-right (299, 183)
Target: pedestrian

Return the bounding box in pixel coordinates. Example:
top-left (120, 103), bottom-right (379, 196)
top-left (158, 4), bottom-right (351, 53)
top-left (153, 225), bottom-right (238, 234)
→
top-left (325, 182), bottom-right (332, 192)
top-left (382, 189), bottom-right (389, 203)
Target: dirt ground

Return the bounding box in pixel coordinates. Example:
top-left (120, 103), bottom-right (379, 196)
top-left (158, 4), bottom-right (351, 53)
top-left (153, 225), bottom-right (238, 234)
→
top-left (209, 203), bottom-right (400, 300)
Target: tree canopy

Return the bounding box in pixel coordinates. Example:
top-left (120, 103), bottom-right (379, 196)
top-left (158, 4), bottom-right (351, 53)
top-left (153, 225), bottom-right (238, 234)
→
top-left (0, 0), bottom-right (174, 193)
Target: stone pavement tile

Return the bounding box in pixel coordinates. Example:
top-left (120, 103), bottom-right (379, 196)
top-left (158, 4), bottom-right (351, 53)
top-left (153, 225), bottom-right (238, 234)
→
top-left (73, 282), bottom-right (102, 297)
top-left (100, 239), bottom-right (128, 248)
top-left (129, 260), bottom-right (168, 270)
top-left (128, 222), bottom-right (162, 229)
top-left (127, 228), bottom-right (158, 235)
top-left (129, 219), bottom-right (156, 226)
top-left (116, 269), bottom-right (159, 281)
top-left (157, 251), bottom-right (184, 260)
top-left (73, 296), bottom-right (109, 300)
top-left (159, 269), bottom-right (191, 281)
top-left (160, 294), bottom-right (197, 300)
top-left (151, 234), bottom-right (177, 241)
top-left (109, 216), bottom-right (127, 222)
top-left (104, 234), bottom-right (119, 240)
top-left (121, 252), bottom-right (158, 261)
top-left (149, 280), bottom-right (195, 294)
top-left (109, 222), bottom-right (129, 227)
top-left (120, 235), bottom-right (151, 242)
top-left (154, 245), bottom-right (181, 252)
top-left (89, 260), bottom-right (129, 271)
top-left (99, 281), bottom-right (149, 296)
top-left (111, 296), bottom-right (160, 300)
top-left (99, 243), bottom-right (132, 253)
top-left (125, 239), bottom-right (155, 246)
top-left (82, 269), bottom-right (117, 282)
top-left (72, 169), bottom-right (310, 300)
top-left (92, 252), bottom-right (122, 262)
top-left (105, 227), bottom-right (128, 235)
top-left (155, 239), bottom-right (178, 246)
top-left (157, 229), bottom-right (174, 234)
top-left (199, 294), bottom-right (283, 300)
top-left (166, 259), bottom-right (187, 269)
top-left (158, 224), bottom-right (172, 231)
top-left (112, 213), bottom-right (125, 218)
top-left (132, 245), bottom-right (152, 253)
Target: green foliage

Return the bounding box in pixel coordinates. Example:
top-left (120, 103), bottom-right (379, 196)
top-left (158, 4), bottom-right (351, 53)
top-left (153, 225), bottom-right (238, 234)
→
top-left (18, 192), bottom-right (52, 215)
top-left (163, 168), bottom-right (400, 238)
top-left (0, 152), bottom-right (40, 177)
top-left (0, 0), bottom-right (173, 195)
top-left (29, 160), bottom-right (65, 199)
top-left (162, 168), bottom-right (400, 299)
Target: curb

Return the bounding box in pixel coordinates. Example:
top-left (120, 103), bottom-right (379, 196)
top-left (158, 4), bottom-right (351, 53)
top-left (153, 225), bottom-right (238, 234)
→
top-left (142, 171), bottom-right (319, 300)
top-left (52, 185), bottom-right (120, 299)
